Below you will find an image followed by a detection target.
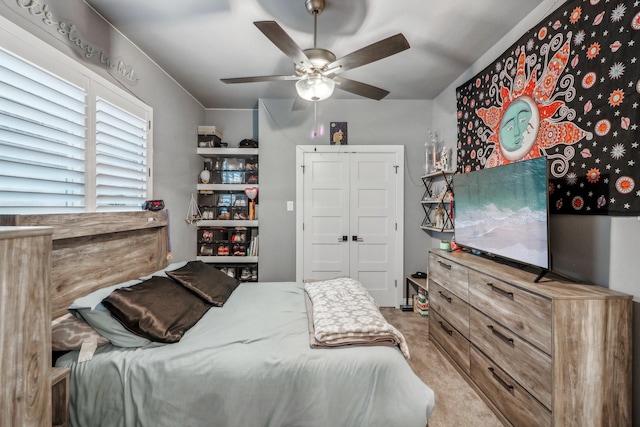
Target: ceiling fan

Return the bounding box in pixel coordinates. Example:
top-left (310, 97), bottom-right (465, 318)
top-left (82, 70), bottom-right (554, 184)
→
top-left (221, 0), bottom-right (410, 103)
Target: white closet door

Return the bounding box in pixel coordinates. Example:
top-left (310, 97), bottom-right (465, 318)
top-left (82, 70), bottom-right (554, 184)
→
top-left (297, 146), bottom-right (403, 307)
top-left (349, 152), bottom-right (397, 306)
top-left (302, 152), bottom-right (350, 279)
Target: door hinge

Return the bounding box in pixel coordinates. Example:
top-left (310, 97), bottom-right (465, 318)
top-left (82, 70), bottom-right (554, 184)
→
top-left (395, 279), bottom-right (397, 288)
top-left (301, 165), bottom-right (305, 173)
top-left (395, 223), bottom-right (397, 231)
top-left (148, 120), bottom-right (152, 130)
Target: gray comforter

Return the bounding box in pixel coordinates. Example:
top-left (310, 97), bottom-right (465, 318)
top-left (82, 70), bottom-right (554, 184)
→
top-left (57, 282), bottom-right (435, 427)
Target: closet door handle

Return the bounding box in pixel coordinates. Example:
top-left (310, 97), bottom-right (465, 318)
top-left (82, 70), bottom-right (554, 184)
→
top-left (338, 235), bottom-right (348, 242)
top-left (352, 235), bottom-right (363, 242)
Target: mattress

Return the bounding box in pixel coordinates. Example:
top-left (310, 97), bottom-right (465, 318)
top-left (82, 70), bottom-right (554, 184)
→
top-left (57, 281), bottom-right (435, 427)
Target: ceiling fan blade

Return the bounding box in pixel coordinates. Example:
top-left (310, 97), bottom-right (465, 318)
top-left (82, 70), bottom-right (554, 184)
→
top-left (221, 75), bottom-right (299, 84)
top-left (333, 76), bottom-right (389, 100)
top-left (254, 21), bottom-right (314, 70)
top-left (327, 33), bottom-right (410, 75)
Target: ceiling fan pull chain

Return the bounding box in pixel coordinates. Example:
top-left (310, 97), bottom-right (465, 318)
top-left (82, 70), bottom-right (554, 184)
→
top-left (313, 100), bottom-right (318, 137)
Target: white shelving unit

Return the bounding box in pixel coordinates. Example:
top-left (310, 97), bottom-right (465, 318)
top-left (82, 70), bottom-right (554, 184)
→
top-left (195, 145), bottom-right (259, 280)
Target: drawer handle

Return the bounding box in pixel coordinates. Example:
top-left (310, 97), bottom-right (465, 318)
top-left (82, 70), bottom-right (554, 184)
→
top-left (438, 290), bottom-right (452, 303)
top-left (438, 261), bottom-right (452, 270)
top-left (488, 283), bottom-right (514, 300)
top-left (488, 367), bottom-right (515, 394)
top-left (488, 325), bottom-right (514, 347)
top-left (438, 321), bottom-right (453, 336)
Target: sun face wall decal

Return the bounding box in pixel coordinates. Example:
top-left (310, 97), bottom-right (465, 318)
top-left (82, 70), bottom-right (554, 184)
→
top-left (456, 0), bottom-right (640, 216)
top-left (475, 35), bottom-right (592, 169)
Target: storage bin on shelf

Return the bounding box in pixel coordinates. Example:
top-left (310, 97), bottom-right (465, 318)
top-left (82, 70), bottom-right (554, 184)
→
top-left (215, 263), bottom-right (258, 282)
top-left (198, 192), bottom-right (251, 220)
top-left (201, 156), bottom-right (259, 185)
top-left (197, 227), bottom-right (250, 257)
top-left (197, 126), bottom-right (222, 148)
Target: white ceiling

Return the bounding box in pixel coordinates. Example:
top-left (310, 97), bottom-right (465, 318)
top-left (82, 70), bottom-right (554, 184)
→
top-left (83, 0), bottom-right (545, 109)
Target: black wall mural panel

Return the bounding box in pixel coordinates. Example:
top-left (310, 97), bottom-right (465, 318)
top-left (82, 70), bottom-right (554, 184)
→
top-left (456, 0), bottom-right (640, 215)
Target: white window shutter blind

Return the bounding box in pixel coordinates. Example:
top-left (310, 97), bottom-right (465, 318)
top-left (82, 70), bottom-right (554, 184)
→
top-left (0, 19), bottom-right (153, 215)
top-left (0, 48), bottom-right (87, 213)
top-left (95, 97), bottom-right (148, 211)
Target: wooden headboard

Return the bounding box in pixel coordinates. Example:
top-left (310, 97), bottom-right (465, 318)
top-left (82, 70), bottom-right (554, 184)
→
top-left (1, 211), bottom-right (169, 319)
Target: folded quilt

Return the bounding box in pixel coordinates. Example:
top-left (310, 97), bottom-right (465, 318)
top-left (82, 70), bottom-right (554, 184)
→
top-left (304, 277), bottom-right (410, 358)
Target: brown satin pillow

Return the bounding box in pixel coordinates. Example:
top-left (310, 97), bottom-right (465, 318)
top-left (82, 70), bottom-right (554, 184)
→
top-left (167, 260), bottom-right (240, 306)
top-left (103, 276), bottom-right (211, 343)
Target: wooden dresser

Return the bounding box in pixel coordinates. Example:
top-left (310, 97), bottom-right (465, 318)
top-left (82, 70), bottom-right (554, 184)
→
top-left (428, 249), bottom-right (631, 427)
top-left (0, 226), bottom-right (53, 426)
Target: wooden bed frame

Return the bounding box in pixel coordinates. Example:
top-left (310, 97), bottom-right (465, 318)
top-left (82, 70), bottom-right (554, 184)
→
top-left (3, 211), bottom-right (436, 427)
top-left (1, 211), bottom-right (169, 426)
top-left (1, 211), bottom-right (169, 319)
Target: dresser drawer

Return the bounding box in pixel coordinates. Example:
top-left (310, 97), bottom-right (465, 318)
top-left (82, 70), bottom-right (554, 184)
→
top-left (470, 308), bottom-right (552, 409)
top-left (430, 281), bottom-right (469, 338)
top-left (470, 346), bottom-right (551, 427)
top-left (468, 270), bottom-right (552, 355)
top-left (430, 310), bottom-right (470, 375)
top-left (429, 252), bottom-right (469, 302)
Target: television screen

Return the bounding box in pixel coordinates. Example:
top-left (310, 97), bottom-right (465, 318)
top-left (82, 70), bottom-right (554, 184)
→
top-left (453, 157), bottom-right (550, 270)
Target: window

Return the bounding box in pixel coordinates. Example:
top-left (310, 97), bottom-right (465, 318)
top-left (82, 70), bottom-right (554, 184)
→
top-left (95, 94), bottom-right (149, 211)
top-left (0, 48), bottom-right (87, 213)
top-left (0, 27), bottom-right (152, 214)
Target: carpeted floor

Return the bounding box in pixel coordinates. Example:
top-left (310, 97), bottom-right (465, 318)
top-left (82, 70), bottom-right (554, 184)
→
top-left (380, 307), bottom-right (503, 427)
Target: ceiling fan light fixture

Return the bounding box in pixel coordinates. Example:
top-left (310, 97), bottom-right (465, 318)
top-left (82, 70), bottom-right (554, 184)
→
top-left (295, 73), bottom-right (335, 101)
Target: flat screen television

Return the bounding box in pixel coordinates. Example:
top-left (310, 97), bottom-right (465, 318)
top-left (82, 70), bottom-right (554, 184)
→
top-left (453, 156), bottom-right (550, 280)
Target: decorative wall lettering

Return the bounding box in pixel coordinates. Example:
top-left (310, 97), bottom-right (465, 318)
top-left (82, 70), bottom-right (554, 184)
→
top-left (9, 0), bottom-right (139, 86)
top-left (456, 0), bottom-right (640, 216)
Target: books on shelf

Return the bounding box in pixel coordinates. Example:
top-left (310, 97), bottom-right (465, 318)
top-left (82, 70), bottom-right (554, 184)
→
top-left (248, 235), bottom-right (259, 257)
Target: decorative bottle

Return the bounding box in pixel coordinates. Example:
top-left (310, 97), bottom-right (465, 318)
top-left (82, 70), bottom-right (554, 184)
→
top-left (425, 139), bottom-right (436, 175)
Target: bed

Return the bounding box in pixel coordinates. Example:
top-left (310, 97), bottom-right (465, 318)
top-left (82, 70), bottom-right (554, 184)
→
top-left (5, 212), bottom-right (435, 427)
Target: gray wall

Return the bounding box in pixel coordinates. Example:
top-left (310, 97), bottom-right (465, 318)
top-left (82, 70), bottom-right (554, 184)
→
top-left (257, 99), bottom-right (432, 282)
top-left (0, 0), bottom-right (205, 262)
top-left (6, 0), bottom-right (638, 418)
top-left (204, 109), bottom-right (258, 146)
top-left (432, 0), bottom-right (640, 422)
